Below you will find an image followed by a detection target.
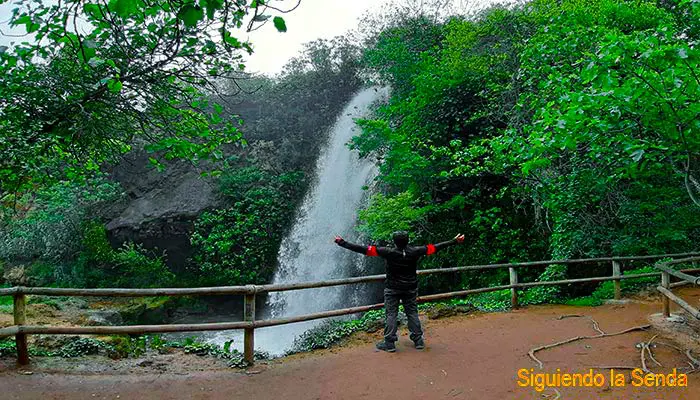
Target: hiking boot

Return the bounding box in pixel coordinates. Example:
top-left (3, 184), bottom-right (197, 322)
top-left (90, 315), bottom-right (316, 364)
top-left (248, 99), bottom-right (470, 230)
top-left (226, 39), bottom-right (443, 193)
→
top-left (413, 338), bottom-right (425, 349)
top-left (375, 341), bottom-right (396, 352)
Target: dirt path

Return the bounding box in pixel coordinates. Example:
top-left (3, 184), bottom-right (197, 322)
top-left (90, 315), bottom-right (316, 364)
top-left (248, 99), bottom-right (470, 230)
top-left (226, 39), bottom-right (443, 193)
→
top-left (2, 289), bottom-right (700, 400)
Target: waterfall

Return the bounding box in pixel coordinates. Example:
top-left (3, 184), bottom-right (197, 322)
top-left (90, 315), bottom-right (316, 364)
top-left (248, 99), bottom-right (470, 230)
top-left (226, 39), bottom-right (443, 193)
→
top-left (270, 87), bottom-right (388, 312)
top-left (204, 87), bottom-right (388, 355)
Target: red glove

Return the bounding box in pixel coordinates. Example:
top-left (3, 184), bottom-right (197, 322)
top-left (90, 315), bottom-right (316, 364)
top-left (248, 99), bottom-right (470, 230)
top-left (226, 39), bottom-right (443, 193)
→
top-left (334, 235), bottom-right (343, 244)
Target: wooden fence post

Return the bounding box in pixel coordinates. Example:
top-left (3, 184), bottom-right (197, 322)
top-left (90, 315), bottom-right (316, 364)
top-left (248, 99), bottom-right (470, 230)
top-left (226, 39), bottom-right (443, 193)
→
top-left (244, 289), bottom-right (256, 365)
top-left (661, 271), bottom-right (670, 318)
top-left (14, 292), bottom-right (29, 365)
top-left (612, 261), bottom-right (621, 300)
top-left (509, 267), bottom-right (518, 309)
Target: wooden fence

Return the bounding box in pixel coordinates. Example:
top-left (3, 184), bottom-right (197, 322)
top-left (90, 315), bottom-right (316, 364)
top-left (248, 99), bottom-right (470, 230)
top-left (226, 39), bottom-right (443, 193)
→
top-left (655, 256), bottom-right (700, 319)
top-left (2, 251), bottom-right (700, 366)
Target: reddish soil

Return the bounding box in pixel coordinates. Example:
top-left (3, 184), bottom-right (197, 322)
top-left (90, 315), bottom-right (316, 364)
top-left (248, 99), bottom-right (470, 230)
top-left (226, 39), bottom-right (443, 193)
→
top-left (2, 289), bottom-right (700, 400)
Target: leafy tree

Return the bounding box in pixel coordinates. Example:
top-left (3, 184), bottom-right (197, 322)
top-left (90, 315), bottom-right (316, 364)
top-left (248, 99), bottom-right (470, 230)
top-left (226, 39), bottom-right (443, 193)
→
top-left (0, 0), bottom-right (295, 200)
top-left (361, 15), bottom-right (445, 99)
top-left (486, 0), bottom-right (700, 257)
top-left (353, 0), bottom-right (700, 299)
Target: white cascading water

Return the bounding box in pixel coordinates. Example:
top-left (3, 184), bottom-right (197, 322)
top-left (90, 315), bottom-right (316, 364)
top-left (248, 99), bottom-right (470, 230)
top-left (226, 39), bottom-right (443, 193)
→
top-left (205, 87), bottom-right (388, 355)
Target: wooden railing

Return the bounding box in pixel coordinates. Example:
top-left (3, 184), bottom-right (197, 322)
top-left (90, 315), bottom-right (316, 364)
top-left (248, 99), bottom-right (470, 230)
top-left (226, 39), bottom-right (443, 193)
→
top-left (2, 251), bottom-right (700, 366)
top-left (655, 256), bottom-right (700, 319)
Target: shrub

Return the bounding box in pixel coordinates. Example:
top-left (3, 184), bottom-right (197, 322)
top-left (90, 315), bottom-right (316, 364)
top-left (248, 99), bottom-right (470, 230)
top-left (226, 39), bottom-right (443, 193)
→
top-left (74, 222), bottom-right (174, 288)
top-left (0, 339), bottom-right (15, 357)
top-left (0, 178), bottom-right (121, 263)
top-left (110, 243), bottom-right (174, 288)
top-left (189, 166), bottom-right (305, 286)
top-left (288, 310), bottom-right (386, 354)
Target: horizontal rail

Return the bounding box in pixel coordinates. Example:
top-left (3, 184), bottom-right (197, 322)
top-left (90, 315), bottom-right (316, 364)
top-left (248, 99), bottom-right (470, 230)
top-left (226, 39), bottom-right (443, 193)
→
top-left (655, 264), bottom-right (700, 286)
top-left (253, 268), bottom-right (699, 325)
top-left (242, 272), bottom-right (670, 327)
top-left (417, 271), bottom-right (674, 302)
top-left (0, 285), bottom-right (256, 297)
top-left (664, 256), bottom-right (700, 266)
top-left (670, 281), bottom-right (692, 289)
top-left (255, 303), bottom-right (385, 328)
top-left (256, 275), bottom-right (385, 293)
top-left (0, 305), bottom-right (386, 338)
top-left (14, 321), bottom-right (253, 336)
top-left (0, 326), bottom-right (18, 337)
top-left (2, 252), bottom-right (698, 298)
top-left (657, 286), bottom-right (700, 319)
top-left (419, 252), bottom-right (700, 275)
top-left (261, 252), bottom-right (700, 294)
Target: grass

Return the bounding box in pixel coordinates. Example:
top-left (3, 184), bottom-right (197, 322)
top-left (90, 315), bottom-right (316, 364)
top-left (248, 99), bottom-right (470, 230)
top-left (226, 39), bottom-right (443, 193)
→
top-left (563, 266), bottom-right (659, 307)
top-left (0, 284), bottom-right (12, 313)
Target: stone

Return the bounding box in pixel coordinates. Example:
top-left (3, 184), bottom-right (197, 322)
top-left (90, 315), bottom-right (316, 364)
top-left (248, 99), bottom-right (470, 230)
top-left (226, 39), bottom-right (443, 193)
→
top-left (86, 310), bottom-right (124, 326)
top-left (668, 314), bottom-right (687, 324)
top-left (364, 318), bottom-right (384, 333)
top-left (426, 303), bottom-right (475, 320)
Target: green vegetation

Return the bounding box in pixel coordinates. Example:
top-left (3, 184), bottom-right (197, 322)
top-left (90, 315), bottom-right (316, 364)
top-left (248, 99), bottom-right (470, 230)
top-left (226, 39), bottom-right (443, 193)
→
top-left (353, 0), bottom-right (700, 300)
top-left (76, 222), bottom-right (174, 288)
top-left (173, 337), bottom-right (270, 368)
top-left (0, 180), bottom-right (172, 288)
top-left (189, 167), bottom-right (305, 285)
top-left (0, 338), bottom-right (16, 357)
top-left (0, 283), bottom-right (10, 303)
top-left (0, 178), bottom-right (121, 264)
top-left (565, 266), bottom-right (660, 306)
top-left (0, 335), bottom-right (268, 368)
top-left (290, 309), bottom-right (386, 353)
top-left (0, 337), bottom-right (93, 358)
top-left (1, 19), bottom-right (363, 290)
top-left (0, 0), bottom-right (291, 198)
top-left (1, 0), bottom-right (699, 362)
top-left (186, 37), bottom-right (364, 286)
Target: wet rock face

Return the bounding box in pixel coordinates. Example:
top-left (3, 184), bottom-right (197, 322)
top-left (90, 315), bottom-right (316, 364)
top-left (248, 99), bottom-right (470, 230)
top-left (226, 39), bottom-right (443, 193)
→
top-left (108, 217), bottom-right (196, 273)
top-left (103, 151), bottom-right (225, 270)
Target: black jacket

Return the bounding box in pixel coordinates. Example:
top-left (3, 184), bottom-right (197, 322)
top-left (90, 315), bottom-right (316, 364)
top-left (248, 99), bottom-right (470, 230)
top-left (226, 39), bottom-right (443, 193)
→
top-left (336, 238), bottom-right (458, 290)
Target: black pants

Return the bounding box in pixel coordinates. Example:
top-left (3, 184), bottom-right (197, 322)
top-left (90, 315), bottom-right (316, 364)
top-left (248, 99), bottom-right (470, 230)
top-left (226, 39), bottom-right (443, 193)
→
top-left (383, 288), bottom-right (423, 343)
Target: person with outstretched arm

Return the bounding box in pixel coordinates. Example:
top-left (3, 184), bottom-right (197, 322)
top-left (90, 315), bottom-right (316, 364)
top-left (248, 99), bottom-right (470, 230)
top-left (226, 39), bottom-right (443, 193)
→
top-left (334, 231), bottom-right (465, 352)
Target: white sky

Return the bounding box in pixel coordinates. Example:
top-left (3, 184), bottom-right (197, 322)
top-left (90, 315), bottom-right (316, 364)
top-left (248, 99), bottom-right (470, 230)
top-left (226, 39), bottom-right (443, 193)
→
top-left (0, 0), bottom-right (499, 76)
top-left (242, 0), bottom-right (378, 75)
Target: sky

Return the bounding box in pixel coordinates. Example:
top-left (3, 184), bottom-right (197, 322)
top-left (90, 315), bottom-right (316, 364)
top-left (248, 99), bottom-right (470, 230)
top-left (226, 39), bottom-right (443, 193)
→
top-left (241, 0), bottom-right (378, 75)
top-left (0, 0), bottom-right (499, 76)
